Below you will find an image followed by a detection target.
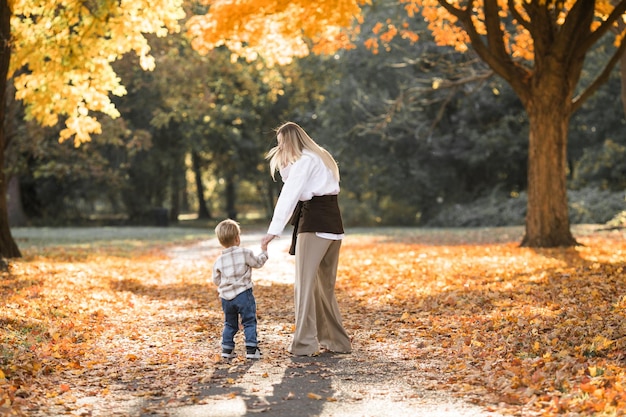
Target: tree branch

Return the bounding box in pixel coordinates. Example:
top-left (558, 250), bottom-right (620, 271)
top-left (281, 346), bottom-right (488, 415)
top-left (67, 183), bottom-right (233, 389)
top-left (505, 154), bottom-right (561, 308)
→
top-left (508, 0), bottom-right (531, 32)
top-left (484, 0), bottom-right (509, 60)
top-left (554, 0), bottom-right (595, 56)
top-left (572, 27), bottom-right (626, 112)
top-left (582, 0), bottom-right (626, 50)
top-left (437, 0), bottom-right (531, 99)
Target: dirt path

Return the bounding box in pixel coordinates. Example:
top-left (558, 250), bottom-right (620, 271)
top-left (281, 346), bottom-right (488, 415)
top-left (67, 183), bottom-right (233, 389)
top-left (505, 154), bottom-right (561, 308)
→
top-left (26, 232), bottom-right (505, 417)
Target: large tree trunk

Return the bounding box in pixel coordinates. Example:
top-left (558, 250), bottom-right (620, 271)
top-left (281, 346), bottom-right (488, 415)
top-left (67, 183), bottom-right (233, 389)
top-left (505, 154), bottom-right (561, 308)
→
top-left (0, 0), bottom-right (21, 258)
top-left (521, 79), bottom-right (578, 247)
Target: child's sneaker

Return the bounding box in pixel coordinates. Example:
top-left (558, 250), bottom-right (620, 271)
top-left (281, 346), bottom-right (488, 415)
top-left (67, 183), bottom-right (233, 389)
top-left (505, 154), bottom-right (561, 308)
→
top-left (221, 348), bottom-right (236, 359)
top-left (246, 347), bottom-right (261, 359)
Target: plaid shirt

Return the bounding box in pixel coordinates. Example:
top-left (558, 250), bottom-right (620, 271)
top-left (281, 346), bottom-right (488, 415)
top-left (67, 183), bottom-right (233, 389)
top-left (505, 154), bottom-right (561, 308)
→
top-left (212, 246), bottom-right (268, 300)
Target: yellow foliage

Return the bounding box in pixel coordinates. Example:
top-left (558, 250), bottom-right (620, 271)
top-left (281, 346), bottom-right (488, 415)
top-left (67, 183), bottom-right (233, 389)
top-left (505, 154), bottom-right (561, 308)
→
top-left (9, 0), bottom-right (185, 144)
top-left (9, 0), bottom-right (626, 145)
top-left (186, 0), bottom-right (367, 66)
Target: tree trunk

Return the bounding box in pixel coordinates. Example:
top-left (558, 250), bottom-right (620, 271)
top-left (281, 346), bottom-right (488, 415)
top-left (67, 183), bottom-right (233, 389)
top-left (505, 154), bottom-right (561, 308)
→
top-left (8, 176), bottom-right (27, 227)
top-left (0, 0), bottom-right (21, 258)
top-left (169, 150), bottom-right (185, 224)
top-left (264, 178), bottom-right (276, 219)
top-left (619, 44), bottom-right (626, 117)
top-left (192, 151), bottom-right (211, 219)
top-left (617, 19), bottom-right (626, 118)
top-left (225, 175), bottom-right (237, 220)
top-left (521, 84), bottom-right (578, 247)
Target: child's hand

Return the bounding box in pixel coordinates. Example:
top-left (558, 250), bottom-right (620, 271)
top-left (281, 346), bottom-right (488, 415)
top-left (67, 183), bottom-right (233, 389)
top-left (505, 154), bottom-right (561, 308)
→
top-left (261, 241), bottom-right (268, 252)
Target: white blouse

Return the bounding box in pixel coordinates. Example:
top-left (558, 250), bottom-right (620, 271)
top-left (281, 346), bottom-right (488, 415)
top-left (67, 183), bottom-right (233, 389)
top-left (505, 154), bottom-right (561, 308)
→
top-left (267, 149), bottom-right (343, 240)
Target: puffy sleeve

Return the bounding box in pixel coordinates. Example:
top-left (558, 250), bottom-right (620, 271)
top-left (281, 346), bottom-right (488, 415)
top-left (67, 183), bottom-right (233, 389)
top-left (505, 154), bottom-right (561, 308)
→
top-left (267, 154), bottom-right (316, 236)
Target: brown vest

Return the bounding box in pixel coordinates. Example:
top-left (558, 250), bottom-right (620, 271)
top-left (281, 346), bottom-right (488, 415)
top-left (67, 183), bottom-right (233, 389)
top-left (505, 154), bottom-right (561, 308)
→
top-left (288, 194), bottom-right (344, 255)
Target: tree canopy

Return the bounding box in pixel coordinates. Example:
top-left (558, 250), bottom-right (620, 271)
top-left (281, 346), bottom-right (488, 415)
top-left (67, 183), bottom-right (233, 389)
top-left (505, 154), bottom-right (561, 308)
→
top-left (2, 0), bottom-right (626, 258)
top-left (8, 0), bottom-right (185, 143)
top-left (186, 0), bottom-right (626, 247)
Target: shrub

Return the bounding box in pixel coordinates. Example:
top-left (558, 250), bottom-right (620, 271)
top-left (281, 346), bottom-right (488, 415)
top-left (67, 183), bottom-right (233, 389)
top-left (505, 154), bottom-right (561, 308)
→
top-left (425, 192), bottom-right (526, 227)
top-left (567, 188), bottom-right (626, 224)
top-left (424, 187), bottom-right (625, 227)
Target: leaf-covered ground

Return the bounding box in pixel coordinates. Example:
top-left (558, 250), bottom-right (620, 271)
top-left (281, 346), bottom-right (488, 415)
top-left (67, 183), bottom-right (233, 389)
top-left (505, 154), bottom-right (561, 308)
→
top-left (1, 225), bottom-right (625, 416)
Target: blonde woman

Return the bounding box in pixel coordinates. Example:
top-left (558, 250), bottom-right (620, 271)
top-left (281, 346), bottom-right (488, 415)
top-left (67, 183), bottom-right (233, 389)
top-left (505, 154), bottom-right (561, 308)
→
top-left (261, 122), bottom-right (351, 356)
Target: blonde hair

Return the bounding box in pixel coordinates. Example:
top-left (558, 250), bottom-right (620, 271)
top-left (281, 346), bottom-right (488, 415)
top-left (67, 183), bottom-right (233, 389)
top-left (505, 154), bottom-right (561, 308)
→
top-left (265, 122), bottom-right (340, 181)
top-left (215, 219), bottom-right (240, 247)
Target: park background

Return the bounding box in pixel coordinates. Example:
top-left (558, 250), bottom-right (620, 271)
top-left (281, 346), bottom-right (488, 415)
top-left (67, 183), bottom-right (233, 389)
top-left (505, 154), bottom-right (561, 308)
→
top-left (3, 0), bottom-right (626, 416)
top-left (4, 1), bottom-right (626, 235)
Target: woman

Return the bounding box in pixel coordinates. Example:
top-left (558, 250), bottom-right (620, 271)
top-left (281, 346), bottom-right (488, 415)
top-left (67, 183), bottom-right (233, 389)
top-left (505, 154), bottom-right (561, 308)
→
top-left (261, 122), bottom-right (352, 356)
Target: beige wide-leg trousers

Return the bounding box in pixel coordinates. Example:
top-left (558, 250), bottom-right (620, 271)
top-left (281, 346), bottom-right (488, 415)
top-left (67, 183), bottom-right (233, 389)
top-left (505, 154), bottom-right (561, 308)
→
top-left (288, 232), bottom-right (352, 356)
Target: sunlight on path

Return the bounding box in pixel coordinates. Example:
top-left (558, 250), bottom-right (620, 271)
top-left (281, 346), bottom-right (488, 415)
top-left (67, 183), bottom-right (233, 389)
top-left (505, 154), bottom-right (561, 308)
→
top-left (17, 227), bottom-right (505, 417)
top-left (164, 233), bottom-right (504, 417)
top-left (164, 345), bottom-right (502, 417)
top-left (167, 231), bottom-right (296, 285)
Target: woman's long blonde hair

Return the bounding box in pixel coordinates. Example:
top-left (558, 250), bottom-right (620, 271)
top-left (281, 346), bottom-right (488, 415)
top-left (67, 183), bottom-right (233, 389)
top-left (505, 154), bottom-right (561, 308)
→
top-left (265, 122), bottom-right (340, 181)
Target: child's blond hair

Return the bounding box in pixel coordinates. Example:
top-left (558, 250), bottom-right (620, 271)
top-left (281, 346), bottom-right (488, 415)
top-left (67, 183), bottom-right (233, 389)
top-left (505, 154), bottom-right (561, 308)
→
top-left (215, 219), bottom-right (240, 247)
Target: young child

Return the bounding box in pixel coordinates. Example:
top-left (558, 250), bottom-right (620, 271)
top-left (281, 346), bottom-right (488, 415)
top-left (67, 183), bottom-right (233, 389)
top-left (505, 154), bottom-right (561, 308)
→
top-left (213, 219), bottom-right (268, 359)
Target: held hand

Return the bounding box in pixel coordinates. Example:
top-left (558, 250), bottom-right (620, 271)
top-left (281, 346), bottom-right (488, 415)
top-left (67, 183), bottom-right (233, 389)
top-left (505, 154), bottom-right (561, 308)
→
top-left (261, 234), bottom-right (277, 248)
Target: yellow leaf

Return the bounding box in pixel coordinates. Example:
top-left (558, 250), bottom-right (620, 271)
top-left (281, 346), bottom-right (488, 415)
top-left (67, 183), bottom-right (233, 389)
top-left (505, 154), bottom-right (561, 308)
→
top-left (307, 393), bottom-right (322, 400)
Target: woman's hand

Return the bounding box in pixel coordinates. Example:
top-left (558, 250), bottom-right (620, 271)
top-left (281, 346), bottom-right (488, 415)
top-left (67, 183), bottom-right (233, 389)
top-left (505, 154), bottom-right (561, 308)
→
top-left (261, 234), bottom-right (278, 248)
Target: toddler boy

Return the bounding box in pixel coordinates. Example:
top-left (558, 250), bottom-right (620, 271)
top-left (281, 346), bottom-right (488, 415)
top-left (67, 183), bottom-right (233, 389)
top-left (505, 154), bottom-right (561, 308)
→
top-left (213, 219), bottom-right (268, 359)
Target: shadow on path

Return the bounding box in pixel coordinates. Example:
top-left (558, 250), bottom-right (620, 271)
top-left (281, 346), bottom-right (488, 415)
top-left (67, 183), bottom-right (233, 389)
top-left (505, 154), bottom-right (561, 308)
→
top-left (156, 233), bottom-right (504, 417)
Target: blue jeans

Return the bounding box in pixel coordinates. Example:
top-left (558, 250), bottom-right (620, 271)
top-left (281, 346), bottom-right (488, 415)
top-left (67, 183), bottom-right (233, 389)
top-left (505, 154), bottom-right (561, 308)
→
top-left (221, 289), bottom-right (258, 349)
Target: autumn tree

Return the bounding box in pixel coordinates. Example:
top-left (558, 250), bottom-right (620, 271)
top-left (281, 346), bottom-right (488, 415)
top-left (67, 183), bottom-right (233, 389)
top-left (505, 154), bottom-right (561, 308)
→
top-left (415, 0), bottom-right (626, 247)
top-left (0, 0), bottom-right (18, 256)
top-left (188, 0), bottom-right (626, 247)
top-left (0, 0), bottom-right (185, 257)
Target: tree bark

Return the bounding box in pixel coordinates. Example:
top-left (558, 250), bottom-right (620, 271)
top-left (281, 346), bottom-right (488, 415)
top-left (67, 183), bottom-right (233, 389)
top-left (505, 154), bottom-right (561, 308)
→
top-left (620, 18), bottom-right (626, 118)
top-left (169, 149), bottom-right (185, 224)
top-left (191, 151), bottom-right (211, 219)
top-left (225, 175), bottom-right (237, 220)
top-left (521, 75), bottom-right (578, 247)
top-left (608, 17), bottom-right (626, 117)
top-left (8, 176), bottom-right (27, 227)
top-left (0, 0), bottom-right (21, 258)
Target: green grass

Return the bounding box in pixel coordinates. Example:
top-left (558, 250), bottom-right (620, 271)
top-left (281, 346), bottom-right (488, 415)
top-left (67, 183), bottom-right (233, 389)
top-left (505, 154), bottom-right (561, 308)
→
top-left (10, 223), bottom-right (615, 252)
